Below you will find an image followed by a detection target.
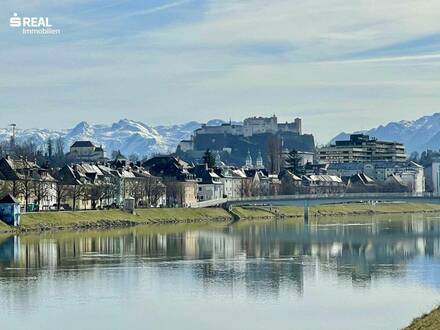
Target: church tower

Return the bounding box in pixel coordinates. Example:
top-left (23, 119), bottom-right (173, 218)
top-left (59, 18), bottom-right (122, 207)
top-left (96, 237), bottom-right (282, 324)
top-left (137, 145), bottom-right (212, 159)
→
top-left (245, 150), bottom-right (253, 167)
top-left (256, 151), bottom-right (263, 169)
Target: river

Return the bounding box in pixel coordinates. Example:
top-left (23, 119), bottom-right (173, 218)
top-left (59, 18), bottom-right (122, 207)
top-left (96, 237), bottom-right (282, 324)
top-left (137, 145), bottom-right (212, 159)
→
top-left (1, 213), bottom-right (440, 329)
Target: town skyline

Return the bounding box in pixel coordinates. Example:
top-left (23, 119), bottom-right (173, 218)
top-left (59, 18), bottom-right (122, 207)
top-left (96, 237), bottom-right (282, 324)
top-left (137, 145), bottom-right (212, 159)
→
top-left (3, 109), bottom-right (440, 145)
top-left (3, 2), bottom-right (440, 329)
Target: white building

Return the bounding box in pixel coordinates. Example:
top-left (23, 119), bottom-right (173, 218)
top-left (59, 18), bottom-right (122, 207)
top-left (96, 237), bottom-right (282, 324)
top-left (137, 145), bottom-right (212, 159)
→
top-left (192, 165), bottom-right (224, 201)
top-left (197, 181), bottom-right (223, 201)
top-left (218, 168), bottom-right (247, 199)
top-left (425, 160), bottom-right (440, 195)
top-left (68, 141), bottom-right (105, 162)
top-left (328, 160), bottom-right (425, 195)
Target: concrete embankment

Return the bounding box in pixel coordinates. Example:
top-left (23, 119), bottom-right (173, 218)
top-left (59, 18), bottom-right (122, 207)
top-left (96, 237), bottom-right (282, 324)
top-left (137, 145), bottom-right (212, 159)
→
top-left (1, 202), bottom-right (440, 234)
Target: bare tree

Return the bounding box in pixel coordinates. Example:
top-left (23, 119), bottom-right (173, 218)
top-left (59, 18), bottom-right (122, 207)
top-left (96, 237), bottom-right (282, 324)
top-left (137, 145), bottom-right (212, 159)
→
top-left (87, 183), bottom-right (108, 209)
top-left (267, 135), bottom-right (282, 174)
top-left (239, 178), bottom-right (253, 198)
top-left (125, 179), bottom-right (145, 207)
top-left (55, 137), bottom-right (64, 157)
top-left (144, 177), bottom-right (165, 207)
top-left (0, 181), bottom-right (12, 197)
top-left (32, 180), bottom-right (51, 211)
top-left (163, 180), bottom-right (188, 207)
top-left (54, 180), bottom-right (69, 210)
top-left (69, 184), bottom-right (86, 211)
top-left (164, 180), bottom-right (178, 207)
top-left (16, 170), bottom-right (33, 212)
top-left (102, 182), bottom-right (116, 207)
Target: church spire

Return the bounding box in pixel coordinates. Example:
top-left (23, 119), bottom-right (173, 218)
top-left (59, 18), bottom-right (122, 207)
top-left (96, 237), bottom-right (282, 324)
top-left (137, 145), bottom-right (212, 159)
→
top-left (245, 150), bottom-right (253, 167)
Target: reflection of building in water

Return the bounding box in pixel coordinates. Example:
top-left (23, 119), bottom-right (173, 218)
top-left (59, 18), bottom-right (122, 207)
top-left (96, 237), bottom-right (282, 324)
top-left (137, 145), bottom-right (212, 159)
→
top-left (184, 231), bottom-right (242, 260)
top-left (0, 236), bottom-right (20, 267)
top-left (3, 217), bottom-right (440, 297)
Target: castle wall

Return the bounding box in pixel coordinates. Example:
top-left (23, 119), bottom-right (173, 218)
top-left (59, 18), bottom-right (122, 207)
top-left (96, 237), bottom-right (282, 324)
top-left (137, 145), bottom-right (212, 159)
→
top-left (195, 116), bottom-right (302, 138)
top-left (243, 116), bottom-right (278, 137)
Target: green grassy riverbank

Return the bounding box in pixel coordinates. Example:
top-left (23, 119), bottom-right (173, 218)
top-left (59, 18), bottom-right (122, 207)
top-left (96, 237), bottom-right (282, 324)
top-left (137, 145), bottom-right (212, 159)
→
top-left (0, 202), bottom-right (439, 233)
top-left (233, 202), bottom-right (440, 219)
top-left (17, 208), bottom-right (231, 232)
top-left (404, 306), bottom-right (440, 330)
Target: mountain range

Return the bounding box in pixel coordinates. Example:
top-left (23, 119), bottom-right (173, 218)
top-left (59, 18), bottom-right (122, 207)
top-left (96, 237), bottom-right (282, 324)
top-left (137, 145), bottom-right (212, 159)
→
top-left (4, 112), bottom-right (440, 158)
top-left (0, 119), bottom-right (227, 158)
top-left (331, 113), bottom-right (440, 153)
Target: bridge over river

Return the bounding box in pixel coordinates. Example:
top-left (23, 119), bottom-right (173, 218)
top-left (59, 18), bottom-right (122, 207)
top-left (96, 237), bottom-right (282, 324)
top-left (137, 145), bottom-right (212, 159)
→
top-left (194, 193), bottom-right (440, 223)
top-left (226, 193), bottom-right (440, 207)
top-left (194, 193), bottom-right (440, 208)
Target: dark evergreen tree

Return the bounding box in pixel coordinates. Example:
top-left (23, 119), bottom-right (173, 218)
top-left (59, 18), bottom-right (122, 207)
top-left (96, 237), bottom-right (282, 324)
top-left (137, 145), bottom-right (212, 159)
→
top-left (202, 149), bottom-right (216, 168)
top-left (47, 138), bottom-right (53, 159)
top-left (285, 149), bottom-right (304, 175)
top-left (267, 135), bottom-right (282, 174)
top-left (112, 150), bottom-right (126, 160)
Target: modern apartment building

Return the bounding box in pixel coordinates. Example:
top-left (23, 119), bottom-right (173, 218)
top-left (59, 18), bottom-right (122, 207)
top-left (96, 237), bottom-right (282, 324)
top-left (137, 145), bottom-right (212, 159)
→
top-left (318, 134), bottom-right (406, 164)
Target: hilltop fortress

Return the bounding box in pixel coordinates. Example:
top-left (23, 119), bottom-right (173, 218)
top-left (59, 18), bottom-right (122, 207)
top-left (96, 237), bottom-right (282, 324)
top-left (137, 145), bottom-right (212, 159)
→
top-left (195, 115), bottom-right (301, 138)
top-left (177, 115), bottom-right (314, 168)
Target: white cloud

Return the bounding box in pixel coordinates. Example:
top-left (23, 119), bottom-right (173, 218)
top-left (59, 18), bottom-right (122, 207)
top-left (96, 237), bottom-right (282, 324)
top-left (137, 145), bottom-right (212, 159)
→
top-left (1, 0), bottom-right (440, 143)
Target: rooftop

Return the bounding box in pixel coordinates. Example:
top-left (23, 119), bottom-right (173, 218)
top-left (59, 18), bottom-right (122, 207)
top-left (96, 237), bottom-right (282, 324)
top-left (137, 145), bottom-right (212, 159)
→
top-left (0, 194), bottom-right (19, 204)
top-left (71, 141), bottom-right (96, 148)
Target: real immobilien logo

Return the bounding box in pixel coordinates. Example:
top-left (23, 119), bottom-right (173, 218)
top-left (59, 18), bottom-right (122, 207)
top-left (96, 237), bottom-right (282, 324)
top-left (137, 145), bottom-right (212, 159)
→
top-left (9, 13), bottom-right (61, 35)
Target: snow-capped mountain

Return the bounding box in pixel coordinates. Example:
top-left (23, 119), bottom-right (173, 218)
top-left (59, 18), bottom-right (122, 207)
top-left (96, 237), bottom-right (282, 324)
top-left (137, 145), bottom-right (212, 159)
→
top-left (331, 113), bottom-right (440, 153)
top-left (0, 119), bottom-right (228, 158)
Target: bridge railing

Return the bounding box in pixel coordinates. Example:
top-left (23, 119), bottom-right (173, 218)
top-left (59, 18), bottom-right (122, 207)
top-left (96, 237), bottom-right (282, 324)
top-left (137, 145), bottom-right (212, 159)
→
top-left (226, 192), bottom-right (437, 203)
top-left (189, 192), bottom-right (438, 208)
top-left (192, 198), bottom-right (228, 208)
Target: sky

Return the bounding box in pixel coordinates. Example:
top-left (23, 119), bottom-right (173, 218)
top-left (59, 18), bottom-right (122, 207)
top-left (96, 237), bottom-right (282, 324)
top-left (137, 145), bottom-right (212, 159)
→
top-left (1, 0), bottom-right (440, 143)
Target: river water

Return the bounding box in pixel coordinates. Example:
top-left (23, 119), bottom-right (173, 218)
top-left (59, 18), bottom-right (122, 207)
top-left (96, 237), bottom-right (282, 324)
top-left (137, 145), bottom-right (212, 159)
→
top-left (1, 214), bottom-right (440, 330)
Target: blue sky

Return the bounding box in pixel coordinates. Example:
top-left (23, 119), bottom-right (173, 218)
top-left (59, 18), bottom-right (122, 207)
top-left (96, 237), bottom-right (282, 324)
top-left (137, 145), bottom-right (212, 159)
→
top-left (2, 0), bottom-right (440, 143)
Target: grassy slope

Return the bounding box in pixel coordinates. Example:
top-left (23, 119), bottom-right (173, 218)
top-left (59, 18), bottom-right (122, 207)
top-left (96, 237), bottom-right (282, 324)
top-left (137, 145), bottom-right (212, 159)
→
top-left (233, 206), bottom-right (303, 218)
top-left (20, 208), bottom-right (231, 231)
top-left (405, 306), bottom-right (440, 330)
top-left (233, 206), bottom-right (277, 218)
top-left (0, 202), bottom-right (438, 232)
top-left (0, 221), bottom-right (12, 232)
top-left (311, 203), bottom-right (440, 216)
top-left (234, 203), bottom-right (440, 219)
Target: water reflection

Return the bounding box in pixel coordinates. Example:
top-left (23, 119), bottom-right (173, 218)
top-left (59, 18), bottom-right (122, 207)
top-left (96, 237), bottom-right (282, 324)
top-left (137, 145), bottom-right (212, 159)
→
top-left (1, 213), bottom-right (440, 329)
top-left (1, 214), bottom-right (440, 285)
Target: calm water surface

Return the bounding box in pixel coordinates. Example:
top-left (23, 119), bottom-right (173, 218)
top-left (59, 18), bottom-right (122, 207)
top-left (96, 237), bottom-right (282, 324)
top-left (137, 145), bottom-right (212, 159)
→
top-left (1, 214), bottom-right (440, 330)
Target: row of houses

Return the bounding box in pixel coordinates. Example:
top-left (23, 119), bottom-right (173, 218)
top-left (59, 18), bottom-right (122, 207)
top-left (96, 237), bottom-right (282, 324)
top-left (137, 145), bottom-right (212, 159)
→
top-left (0, 155), bottom-right (168, 211)
top-left (279, 163), bottom-right (425, 195)
top-left (0, 153), bottom-right (284, 211)
top-left (0, 153), bottom-right (359, 212)
top-left (325, 161), bottom-right (425, 194)
top-left (0, 138), bottom-right (430, 213)
top-left (144, 156), bottom-right (282, 206)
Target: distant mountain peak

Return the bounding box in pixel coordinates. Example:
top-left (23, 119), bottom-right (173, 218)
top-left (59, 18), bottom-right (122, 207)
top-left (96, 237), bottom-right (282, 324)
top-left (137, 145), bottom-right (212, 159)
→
top-left (0, 119), bottom-right (212, 158)
top-left (71, 120), bottom-right (90, 131)
top-left (331, 112), bottom-right (440, 152)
